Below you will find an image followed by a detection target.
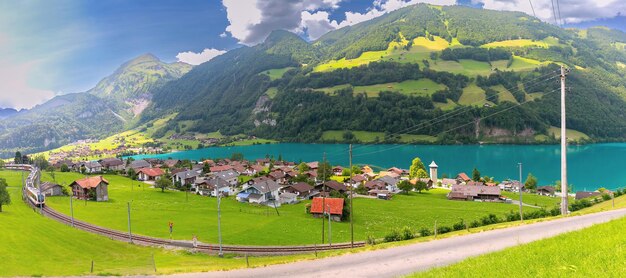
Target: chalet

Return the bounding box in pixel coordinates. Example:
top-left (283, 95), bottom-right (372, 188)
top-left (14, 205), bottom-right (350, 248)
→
top-left (310, 197), bottom-right (344, 221)
top-left (307, 161), bottom-right (319, 170)
top-left (53, 159), bottom-right (74, 169)
top-left (440, 178), bottom-right (458, 188)
top-left (269, 170), bottom-right (287, 184)
top-left (210, 165), bottom-right (232, 173)
top-left (332, 166), bottom-right (343, 176)
top-left (377, 175), bottom-right (400, 192)
top-left (361, 165), bottom-right (373, 174)
top-left (215, 169), bottom-right (239, 186)
top-left (365, 179), bottom-right (386, 190)
top-left (137, 168), bottom-right (165, 181)
top-left (448, 185), bottom-right (501, 201)
top-left (237, 180), bottom-right (281, 204)
top-left (318, 180), bottom-right (347, 194)
top-left (163, 159), bottom-right (180, 168)
top-left (456, 173), bottom-right (471, 183)
top-left (499, 180), bottom-right (522, 192)
top-left (173, 169), bottom-right (200, 186)
top-left (40, 182), bottom-right (63, 196)
top-left (467, 181), bottom-right (485, 186)
top-left (128, 159), bottom-right (151, 171)
top-left (279, 192), bottom-right (298, 204)
top-left (249, 165), bottom-right (265, 175)
top-left (196, 177), bottom-right (231, 196)
top-left (256, 158), bottom-right (271, 166)
top-left (387, 167), bottom-right (406, 176)
top-left (575, 191), bottom-right (601, 200)
top-left (350, 174), bottom-right (367, 187)
top-left (78, 161), bottom-right (102, 173)
top-left (368, 189), bottom-right (392, 200)
top-left (99, 158), bottom-right (125, 171)
top-left (537, 186), bottom-right (556, 197)
top-left (416, 178), bottom-right (434, 189)
top-left (379, 171), bottom-right (400, 179)
top-left (70, 176), bottom-right (109, 201)
top-left (282, 182), bottom-right (315, 199)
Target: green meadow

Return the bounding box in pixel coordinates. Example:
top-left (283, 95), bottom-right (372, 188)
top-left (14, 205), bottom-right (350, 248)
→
top-left (37, 172), bottom-right (547, 246)
top-left (317, 79), bottom-right (446, 97)
top-left (321, 130), bottom-right (436, 143)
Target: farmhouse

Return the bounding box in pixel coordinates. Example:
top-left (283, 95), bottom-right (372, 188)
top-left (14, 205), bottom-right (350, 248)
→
top-left (215, 169), bottom-right (239, 186)
top-left (137, 168), bottom-right (165, 181)
top-left (575, 191), bottom-right (601, 200)
top-left (282, 182), bottom-right (315, 199)
top-left (537, 186), bottom-right (556, 197)
top-left (448, 184), bottom-right (501, 201)
top-left (196, 177), bottom-right (231, 196)
top-left (310, 197), bottom-right (344, 221)
top-left (456, 173), bottom-right (471, 183)
top-left (40, 182), bottom-right (63, 196)
top-left (163, 159), bottom-right (180, 168)
top-left (368, 189), bottom-right (392, 200)
top-left (70, 176), bottom-right (109, 201)
top-left (317, 180), bottom-right (347, 195)
top-left (128, 159), bottom-right (151, 171)
top-left (237, 180), bottom-right (281, 204)
top-left (99, 158), bottom-right (125, 171)
top-left (172, 169), bottom-right (200, 185)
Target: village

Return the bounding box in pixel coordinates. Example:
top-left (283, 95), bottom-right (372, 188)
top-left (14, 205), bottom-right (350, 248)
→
top-left (35, 153), bottom-right (598, 222)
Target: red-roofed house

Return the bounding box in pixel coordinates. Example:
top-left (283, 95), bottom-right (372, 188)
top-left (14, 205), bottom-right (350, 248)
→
top-left (456, 173), bottom-right (471, 183)
top-left (210, 165), bottom-right (233, 173)
top-left (137, 168), bottom-right (165, 181)
top-left (310, 197), bottom-right (344, 221)
top-left (70, 176), bottom-right (109, 201)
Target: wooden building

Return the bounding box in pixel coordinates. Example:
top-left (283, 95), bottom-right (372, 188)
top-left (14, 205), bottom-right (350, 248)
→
top-left (70, 176), bottom-right (109, 201)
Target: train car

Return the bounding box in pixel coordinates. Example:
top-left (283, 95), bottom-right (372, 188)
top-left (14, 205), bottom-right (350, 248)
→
top-left (26, 186), bottom-right (45, 207)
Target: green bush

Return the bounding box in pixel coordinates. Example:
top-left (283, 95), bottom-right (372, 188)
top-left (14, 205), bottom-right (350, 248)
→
top-left (436, 226), bottom-right (452, 234)
top-left (569, 199), bottom-right (593, 212)
top-left (480, 214), bottom-right (501, 226)
top-left (469, 220), bottom-right (481, 228)
top-left (401, 226), bottom-right (415, 240)
top-left (366, 234), bottom-right (377, 245)
top-left (384, 229), bottom-right (402, 242)
top-left (419, 228), bottom-right (432, 237)
top-left (452, 219), bottom-right (466, 231)
top-left (602, 194), bottom-right (612, 201)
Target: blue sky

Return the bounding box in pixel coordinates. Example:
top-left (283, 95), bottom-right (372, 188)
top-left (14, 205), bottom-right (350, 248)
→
top-left (0, 0), bottom-right (624, 110)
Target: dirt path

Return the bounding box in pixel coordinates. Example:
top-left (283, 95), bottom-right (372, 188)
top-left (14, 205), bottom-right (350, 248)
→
top-left (166, 208), bottom-right (626, 278)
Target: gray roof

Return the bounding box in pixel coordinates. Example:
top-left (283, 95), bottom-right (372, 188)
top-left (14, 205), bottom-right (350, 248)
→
top-left (450, 185), bottom-right (501, 197)
top-left (83, 161), bottom-right (102, 168)
top-left (100, 158), bottom-right (124, 167)
top-left (251, 180), bottom-right (281, 194)
top-left (129, 160), bottom-right (150, 169)
top-left (207, 177), bottom-right (230, 189)
top-left (378, 175), bottom-right (399, 186)
top-left (216, 169), bottom-right (239, 180)
top-left (175, 169), bottom-right (200, 180)
top-left (40, 182), bottom-right (61, 191)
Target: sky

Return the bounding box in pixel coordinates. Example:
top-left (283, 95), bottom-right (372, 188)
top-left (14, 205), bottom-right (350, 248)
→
top-left (0, 0), bottom-right (624, 110)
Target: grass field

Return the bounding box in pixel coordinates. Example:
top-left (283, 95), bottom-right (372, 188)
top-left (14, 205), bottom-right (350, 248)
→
top-left (321, 130), bottom-right (436, 143)
top-left (490, 85), bottom-right (519, 103)
top-left (0, 171), bottom-right (326, 276)
top-left (548, 126), bottom-right (590, 141)
top-left (500, 191), bottom-right (570, 208)
top-left (317, 79), bottom-right (446, 98)
top-left (412, 216), bottom-right (626, 277)
top-left (434, 99), bottom-right (458, 111)
top-left (459, 83), bottom-right (492, 106)
top-left (261, 67), bottom-right (295, 80)
top-left (265, 87), bottom-right (278, 99)
top-left (38, 172), bottom-right (541, 246)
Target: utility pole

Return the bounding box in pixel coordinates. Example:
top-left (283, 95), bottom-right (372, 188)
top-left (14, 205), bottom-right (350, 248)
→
top-left (127, 202), bottom-right (133, 244)
top-left (70, 193), bottom-right (75, 227)
top-left (518, 163), bottom-right (523, 221)
top-left (560, 65), bottom-right (569, 215)
top-left (321, 152), bottom-right (326, 244)
top-left (327, 204), bottom-right (332, 246)
top-left (217, 192), bottom-right (223, 257)
top-left (349, 144), bottom-right (354, 248)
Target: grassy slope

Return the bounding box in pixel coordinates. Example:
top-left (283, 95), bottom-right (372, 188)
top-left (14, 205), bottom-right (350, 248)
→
top-left (321, 130), bottom-right (436, 143)
top-left (548, 126), bottom-right (590, 141)
top-left (0, 170), bottom-right (320, 276)
top-left (412, 216), bottom-right (626, 278)
top-left (261, 67), bottom-right (295, 81)
top-left (40, 172), bottom-right (540, 246)
top-left (459, 83), bottom-right (491, 106)
top-left (317, 79), bottom-right (446, 98)
top-left (500, 191), bottom-right (566, 208)
top-left (491, 84), bottom-right (519, 104)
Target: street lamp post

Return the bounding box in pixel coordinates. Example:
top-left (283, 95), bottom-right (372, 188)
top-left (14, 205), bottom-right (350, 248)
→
top-left (518, 163), bottom-right (523, 221)
top-left (217, 192), bottom-right (223, 257)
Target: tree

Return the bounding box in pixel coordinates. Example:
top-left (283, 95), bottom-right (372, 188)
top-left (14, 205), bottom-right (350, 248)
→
top-left (414, 180), bottom-right (428, 193)
top-left (127, 168), bottom-right (137, 180)
top-left (14, 151), bottom-right (22, 164)
top-left (409, 157), bottom-right (426, 178)
top-left (341, 168), bottom-right (351, 177)
top-left (277, 154), bottom-right (283, 162)
top-left (202, 162), bottom-right (211, 174)
top-left (60, 163), bottom-right (70, 172)
top-left (472, 168), bottom-right (481, 182)
top-left (231, 152), bottom-right (244, 161)
top-left (524, 173), bottom-right (538, 191)
top-left (416, 169), bottom-right (429, 179)
top-left (351, 165), bottom-right (362, 175)
top-left (316, 160), bottom-right (332, 181)
top-left (155, 178), bottom-right (173, 193)
top-left (297, 162), bottom-right (310, 173)
top-left (0, 178), bottom-right (11, 212)
top-left (33, 155), bottom-right (49, 170)
top-left (398, 180), bottom-right (413, 194)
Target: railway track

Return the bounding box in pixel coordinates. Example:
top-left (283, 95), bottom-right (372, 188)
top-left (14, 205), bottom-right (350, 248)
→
top-left (4, 163), bottom-right (365, 254)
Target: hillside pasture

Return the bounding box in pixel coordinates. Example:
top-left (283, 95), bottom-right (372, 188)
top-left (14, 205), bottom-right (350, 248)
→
top-left (459, 84), bottom-right (492, 106)
top-left (262, 67), bottom-right (295, 80)
top-left (41, 172), bottom-right (538, 246)
top-left (490, 85), bottom-right (519, 104)
top-left (315, 79), bottom-right (446, 98)
top-left (548, 126), bottom-right (590, 141)
top-left (321, 130), bottom-right (436, 143)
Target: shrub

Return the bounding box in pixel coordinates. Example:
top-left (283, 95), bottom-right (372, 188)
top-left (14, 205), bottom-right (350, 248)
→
top-left (524, 208), bottom-right (549, 220)
top-left (384, 229), bottom-right (402, 242)
top-left (549, 206), bottom-right (561, 216)
top-left (436, 226), bottom-right (452, 234)
top-left (401, 226), bottom-right (415, 240)
top-left (480, 214), bottom-right (501, 226)
top-left (505, 210), bottom-right (521, 222)
top-left (602, 194), bottom-right (612, 201)
top-left (452, 219), bottom-right (466, 231)
top-left (419, 228), bottom-right (432, 237)
top-left (366, 234), bottom-right (377, 245)
top-left (469, 220), bottom-right (481, 228)
top-left (569, 199), bottom-right (592, 212)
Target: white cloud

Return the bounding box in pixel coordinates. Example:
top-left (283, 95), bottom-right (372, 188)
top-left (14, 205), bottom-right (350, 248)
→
top-left (479, 0), bottom-right (626, 24)
top-left (176, 48), bottom-right (227, 65)
top-left (0, 60), bottom-right (56, 109)
top-left (219, 32), bottom-right (228, 38)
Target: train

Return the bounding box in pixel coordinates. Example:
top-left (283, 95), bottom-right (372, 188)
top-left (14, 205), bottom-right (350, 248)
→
top-left (3, 164), bottom-right (45, 206)
top-left (26, 186), bottom-right (45, 207)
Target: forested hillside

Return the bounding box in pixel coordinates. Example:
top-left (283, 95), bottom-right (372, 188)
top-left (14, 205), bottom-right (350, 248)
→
top-left (139, 4), bottom-right (626, 145)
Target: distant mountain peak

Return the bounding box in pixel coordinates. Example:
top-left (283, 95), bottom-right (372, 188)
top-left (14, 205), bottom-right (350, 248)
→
top-left (264, 30), bottom-right (306, 46)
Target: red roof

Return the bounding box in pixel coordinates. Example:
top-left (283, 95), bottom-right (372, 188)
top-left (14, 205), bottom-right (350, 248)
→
top-left (457, 172), bottom-right (471, 181)
top-left (310, 197), bottom-right (344, 215)
top-left (210, 165), bottom-right (232, 172)
top-left (138, 168), bottom-right (165, 177)
top-left (71, 176), bottom-right (109, 189)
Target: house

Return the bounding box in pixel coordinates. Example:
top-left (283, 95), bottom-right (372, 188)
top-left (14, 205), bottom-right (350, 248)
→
top-left (368, 189), bottom-right (392, 200)
top-left (307, 161), bottom-right (319, 170)
top-left (279, 192), bottom-right (298, 204)
top-left (215, 169), bottom-right (239, 186)
top-left (448, 185), bottom-right (501, 201)
top-left (53, 159), bottom-right (74, 169)
top-left (499, 180), bottom-right (522, 192)
top-left (173, 169), bottom-right (200, 186)
top-left (310, 197), bottom-right (344, 221)
top-left (377, 175), bottom-right (400, 192)
top-left (256, 158), bottom-right (271, 166)
top-left (163, 159), bottom-right (180, 168)
top-left (537, 186), bottom-right (556, 197)
top-left (70, 176), bottom-right (109, 201)
top-left (79, 161), bottom-right (102, 173)
top-left (440, 178), bottom-right (458, 188)
top-left (282, 182), bottom-right (315, 199)
top-left (332, 166), bottom-right (343, 176)
top-left (387, 167), bottom-right (406, 176)
top-left (128, 159), bottom-right (151, 171)
top-left (361, 165), bottom-right (373, 174)
top-left (99, 158), bottom-right (125, 171)
top-left (317, 180), bottom-right (347, 194)
top-left (365, 179), bottom-right (386, 190)
top-left (137, 168), bottom-right (165, 181)
top-left (196, 177), bottom-right (231, 196)
top-left (575, 191), bottom-right (601, 200)
top-left (456, 173), bottom-right (471, 183)
top-left (40, 182), bottom-right (63, 196)
top-left (415, 178), bottom-right (434, 189)
top-left (210, 165), bottom-right (233, 173)
top-left (237, 180), bottom-right (281, 204)
top-left (467, 181), bottom-right (485, 186)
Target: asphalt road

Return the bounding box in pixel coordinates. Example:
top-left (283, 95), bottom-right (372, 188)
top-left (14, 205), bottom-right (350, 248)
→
top-left (167, 208), bottom-right (626, 278)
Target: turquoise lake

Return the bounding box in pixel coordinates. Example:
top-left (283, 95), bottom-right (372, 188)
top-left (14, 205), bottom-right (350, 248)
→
top-left (130, 143), bottom-right (626, 191)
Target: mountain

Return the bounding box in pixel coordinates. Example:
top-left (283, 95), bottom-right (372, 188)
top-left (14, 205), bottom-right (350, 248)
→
top-left (140, 4), bottom-right (626, 144)
top-left (0, 54), bottom-right (191, 157)
top-left (0, 108), bottom-right (20, 119)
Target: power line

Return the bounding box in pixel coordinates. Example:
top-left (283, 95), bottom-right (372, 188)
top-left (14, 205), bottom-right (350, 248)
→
top-left (555, 0), bottom-right (565, 26)
top-left (528, 0), bottom-right (537, 18)
top-left (550, 0), bottom-right (560, 26)
top-left (328, 70), bottom-right (559, 159)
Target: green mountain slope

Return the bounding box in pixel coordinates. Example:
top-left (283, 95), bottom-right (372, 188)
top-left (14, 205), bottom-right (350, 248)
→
top-left (0, 54), bottom-right (191, 157)
top-left (139, 4), bottom-right (626, 145)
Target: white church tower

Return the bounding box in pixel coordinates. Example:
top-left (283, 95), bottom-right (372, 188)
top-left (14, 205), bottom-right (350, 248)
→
top-left (429, 161), bottom-right (438, 183)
